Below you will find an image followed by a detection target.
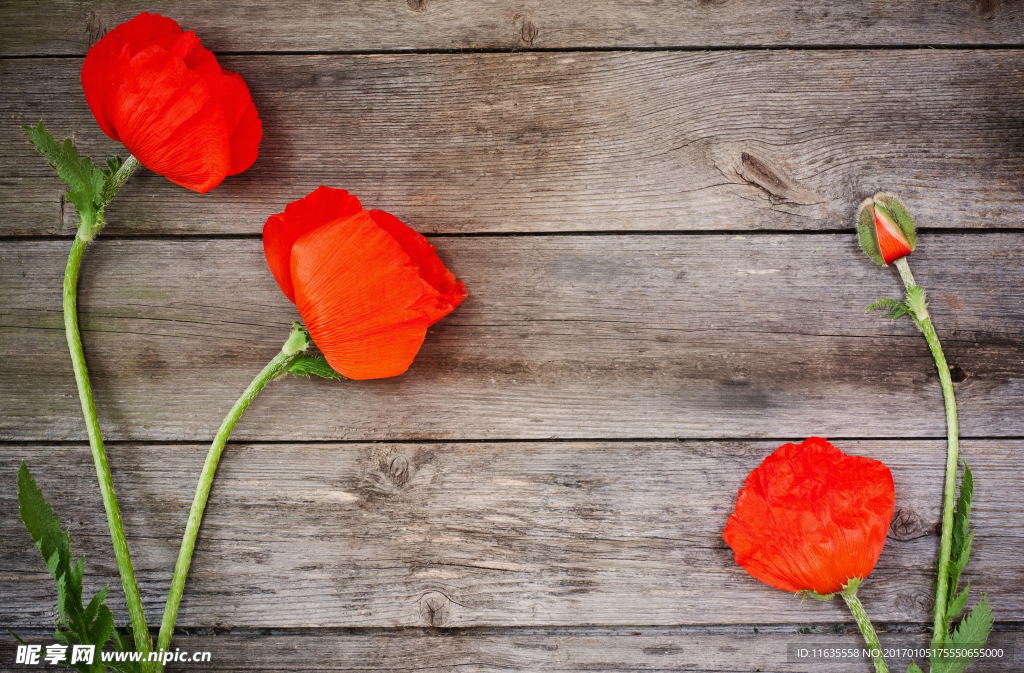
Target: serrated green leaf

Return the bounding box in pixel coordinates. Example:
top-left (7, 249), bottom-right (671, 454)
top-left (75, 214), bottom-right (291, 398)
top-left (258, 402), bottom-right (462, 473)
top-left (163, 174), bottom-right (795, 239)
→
top-left (907, 661), bottom-right (924, 673)
top-left (103, 155), bottom-right (124, 180)
top-left (932, 596), bottom-right (994, 673)
top-left (951, 463), bottom-right (974, 560)
top-left (18, 461), bottom-right (62, 553)
top-left (89, 604), bottom-right (115, 648)
top-left (867, 296), bottom-right (911, 321)
top-left (82, 585), bottom-right (108, 627)
top-left (951, 595), bottom-right (993, 649)
top-left (17, 461), bottom-right (129, 664)
top-left (904, 285), bottom-right (928, 321)
top-left (23, 122), bottom-right (106, 226)
top-left (947, 462), bottom-right (975, 629)
top-left (947, 584), bottom-right (970, 623)
top-left (287, 355), bottom-right (346, 380)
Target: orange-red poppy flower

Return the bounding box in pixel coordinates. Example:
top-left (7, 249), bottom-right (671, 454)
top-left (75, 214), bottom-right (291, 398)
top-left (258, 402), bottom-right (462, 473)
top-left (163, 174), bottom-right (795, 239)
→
top-left (263, 187), bottom-right (467, 380)
top-left (81, 12), bottom-right (262, 193)
top-left (723, 437), bottom-right (895, 595)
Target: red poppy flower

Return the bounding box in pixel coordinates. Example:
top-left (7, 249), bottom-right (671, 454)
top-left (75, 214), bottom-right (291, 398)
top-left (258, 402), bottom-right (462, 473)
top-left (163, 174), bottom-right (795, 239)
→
top-left (263, 187), bottom-right (467, 380)
top-left (81, 12), bottom-right (262, 193)
top-left (723, 437), bottom-right (895, 595)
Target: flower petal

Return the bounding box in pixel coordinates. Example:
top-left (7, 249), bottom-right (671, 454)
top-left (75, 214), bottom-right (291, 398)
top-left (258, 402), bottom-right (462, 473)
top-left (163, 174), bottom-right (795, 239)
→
top-left (81, 12), bottom-right (183, 141)
top-left (262, 187), bottom-right (363, 303)
top-left (291, 210), bottom-right (444, 380)
top-left (874, 206), bottom-right (913, 265)
top-left (368, 209), bottom-right (468, 320)
top-left (106, 45), bottom-right (230, 193)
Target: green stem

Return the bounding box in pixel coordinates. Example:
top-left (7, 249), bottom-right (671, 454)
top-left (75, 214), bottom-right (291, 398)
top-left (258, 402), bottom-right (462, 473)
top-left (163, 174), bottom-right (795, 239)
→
top-left (154, 325), bottom-right (310, 668)
top-left (841, 582), bottom-right (889, 673)
top-left (64, 227), bottom-right (152, 663)
top-left (894, 257), bottom-right (960, 648)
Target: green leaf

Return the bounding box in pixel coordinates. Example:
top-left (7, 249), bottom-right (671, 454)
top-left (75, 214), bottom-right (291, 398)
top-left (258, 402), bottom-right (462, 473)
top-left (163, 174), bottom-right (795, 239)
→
top-left (907, 662), bottom-right (924, 673)
top-left (945, 461), bottom-right (976, 633)
top-left (23, 121), bottom-right (106, 228)
top-left (951, 463), bottom-right (974, 565)
top-left (287, 355), bottom-right (346, 380)
top-left (82, 585), bottom-right (108, 628)
top-left (947, 584), bottom-right (970, 623)
top-left (89, 604), bottom-right (115, 650)
top-left (951, 595), bottom-right (992, 649)
top-left (103, 155), bottom-right (124, 181)
top-left (867, 296), bottom-right (911, 321)
top-left (932, 595), bottom-right (994, 673)
top-left (17, 461), bottom-right (131, 665)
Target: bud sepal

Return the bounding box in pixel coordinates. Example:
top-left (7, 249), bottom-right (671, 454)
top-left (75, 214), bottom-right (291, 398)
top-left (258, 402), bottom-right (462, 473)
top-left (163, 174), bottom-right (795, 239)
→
top-left (857, 192), bottom-right (916, 266)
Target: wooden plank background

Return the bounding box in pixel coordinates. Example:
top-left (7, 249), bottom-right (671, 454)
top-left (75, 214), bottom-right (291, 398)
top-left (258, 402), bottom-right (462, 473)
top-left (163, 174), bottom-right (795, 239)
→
top-left (2, 2), bottom-right (1023, 672)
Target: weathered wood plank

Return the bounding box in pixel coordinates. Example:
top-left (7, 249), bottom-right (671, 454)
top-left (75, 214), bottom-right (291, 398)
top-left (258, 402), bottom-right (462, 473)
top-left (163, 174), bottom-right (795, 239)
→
top-left (4, 0), bottom-right (1024, 57)
top-left (2, 235), bottom-right (1023, 441)
top-left (2, 440), bottom-right (1021, 630)
top-left (3, 50), bottom-right (1024, 235)
top-left (3, 627), bottom-right (1023, 673)
top-left (1, 234), bottom-right (1022, 441)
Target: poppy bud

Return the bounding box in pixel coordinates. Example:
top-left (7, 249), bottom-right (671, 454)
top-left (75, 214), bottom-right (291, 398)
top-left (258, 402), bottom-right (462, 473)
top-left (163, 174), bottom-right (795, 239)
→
top-left (263, 187), bottom-right (467, 380)
top-left (81, 12), bottom-right (262, 193)
top-left (723, 437), bottom-right (895, 596)
top-left (856, 192), bottom-right (917, 266)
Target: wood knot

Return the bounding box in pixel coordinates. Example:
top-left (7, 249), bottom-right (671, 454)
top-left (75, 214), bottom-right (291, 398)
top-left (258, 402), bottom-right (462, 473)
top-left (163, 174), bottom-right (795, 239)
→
top-left (407, 0), bottom-right (428, 11)
top-left (735, 152), bottom-right (822, 207)
top-left (419, 591), bottom-right (453, 626)
top-left (950, 366), bottom-right (969, 384)
top-left (85, 12), bottom-right (107, 49)
top-left (520, 21), bottom-right (539, 46)
top-left (888, 508), bottom-right (924, 541)
top-left (894, 589), bottom-right (933, 617)
top-left (382, 453), bottom-right (411, 485)
top-left (974, 0), bottom-right (1001, 18)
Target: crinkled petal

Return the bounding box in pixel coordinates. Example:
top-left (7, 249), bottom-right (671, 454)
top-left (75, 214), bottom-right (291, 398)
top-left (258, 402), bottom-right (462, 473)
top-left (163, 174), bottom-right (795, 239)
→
top-left (106, 45), bottom-right (230, 193)
top-left (81, 12), bottom-right (183, 140)
top-left (81, 11), bottom-right (260, 192)
top-left (723, 437), bottom-right (895, 595)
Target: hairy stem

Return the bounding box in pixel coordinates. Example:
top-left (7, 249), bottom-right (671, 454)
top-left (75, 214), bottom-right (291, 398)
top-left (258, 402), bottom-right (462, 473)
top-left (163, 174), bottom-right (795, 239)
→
top-left (155, 326), bottom-right (310, 668)
top-left (894, 257), bottom-right (960, 647)
top-left (841, 583), bottom-right (889, 673)
top-left (64, 228), bottom-right (153, 664)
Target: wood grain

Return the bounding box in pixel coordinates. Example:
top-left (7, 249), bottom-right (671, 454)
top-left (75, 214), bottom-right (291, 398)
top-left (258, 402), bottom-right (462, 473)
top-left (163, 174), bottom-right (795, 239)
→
top-left (4, 234), bottom-right (1023, 442)
top-left (3, 50), bottom-right (1024, 235)
top-left (2, 627), bottom-right (1023, 673)
top-left (4, 0), bottom-right (1024, 57)
top-left (2, 440), bottom-right (1022, 630)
